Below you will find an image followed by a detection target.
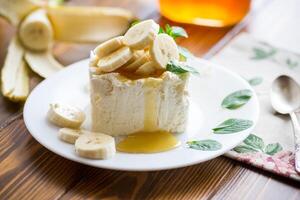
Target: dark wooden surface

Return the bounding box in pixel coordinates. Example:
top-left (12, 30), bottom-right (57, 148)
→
top-left (1, 0), bottom-right (300, 199)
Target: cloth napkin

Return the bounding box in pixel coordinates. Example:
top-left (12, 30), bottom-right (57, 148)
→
top-left (211, 33), bottom-right (300, 181)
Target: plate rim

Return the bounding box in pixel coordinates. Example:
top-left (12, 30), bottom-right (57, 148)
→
top-left (24, 58), bottom-right (260, 171)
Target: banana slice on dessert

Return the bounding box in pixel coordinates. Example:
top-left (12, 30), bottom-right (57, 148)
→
top-left (19, 9), bottom-right (54, 51)
top-left (47, 103), bottom-right (86, 128)
top-left (123, 19), bottom-right (159, 50)
top-left (97, 46), bottom-right (132, 72)
top-left (135, 61), bottom-right (157, 76)
top-left (75, 133), bottom-right (116, 159)
top-left (58, 128), bottom-right (82, 144)
top-left (150, 33), bottom-right (179, 69)
top-left (94, 36), bottom-right (124, 58)
top-left (123, 51), bottom-right (151, 72)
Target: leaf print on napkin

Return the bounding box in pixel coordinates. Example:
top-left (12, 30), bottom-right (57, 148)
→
top-left (233, 134), bottom-right (283, 155)
top-left (251, 47), bottom-right (277, 60)
top-left (265, 143), bottom-right (283, 155)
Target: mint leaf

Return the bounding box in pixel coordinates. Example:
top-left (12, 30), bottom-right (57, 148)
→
top-left (264, 143), bottom-right (283, 155)
top-left (233, 145), bottom-right (259, 153)
top-left (158, 27), bottom-right (165, 34)
top-left (166, 60), bottom-right (199, 75)
top-left (213, 119), bottom-right (253, 134)
top-left (130, 19), bottom-right (140, 27)
top-left (243, 134), bottom-right (264, 150)
top-left (248, 77), bottom-right (263, 86)
top-left (221, 89), bottom-right (252, 110)
top-left (159, 24), bottom-right (188, 39)
top-left (170, 26), bottom-right (188, 38)
top-left (187, 140), bottom-right (222, 151)
top-left (178, 46), bottom-right (195, 61)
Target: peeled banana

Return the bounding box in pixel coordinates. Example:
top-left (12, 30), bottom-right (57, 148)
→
top-left (47, 6), bottom-right (134, 43)
top-left (123, 51), bottom-right (151, 72)
top-left (19, 9), bottom-right (53, 51)
top-left (0, 0), bottom-right (39, 26)
top-left (25, 50), bottom-right (64, 78)
top-left (47, 103), bottom-right (86, 128)
top-left (1, 37), bottom-right (30, 102)
top-left (75, 132), bottom-right (116, 159)
top-left (150, 33), bottom-right (179, 69)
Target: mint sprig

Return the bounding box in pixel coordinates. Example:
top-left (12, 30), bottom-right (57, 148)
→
top-left (159, 24), bottom-right (188, 39)
top-left (166, 60), bottom-right (199, 75)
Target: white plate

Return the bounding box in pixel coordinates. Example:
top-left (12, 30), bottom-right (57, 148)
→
top-left (24, 58), bottom-right (259, 171)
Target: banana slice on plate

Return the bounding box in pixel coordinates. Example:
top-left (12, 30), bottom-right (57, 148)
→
top-left (47, 103), bottom-right (86, 128)
top-left (19, 9), bottom-right (53, 51)
top-left (75, 133), bottom-right (116, 159)
top-left (58, 128), bottom-right (82, 144)
top-left (94, 36), bottom-right (124, 58)
top-left (150, 33), bottom-right (179, 69)
top-left (123, 19), bottom-right (159, 50)
top-left (123, 51), bottom-right (151, 72)
top-left (97, 46), bottom-right (132, 72)
top-left (135, 61), bottom-right (157, 76)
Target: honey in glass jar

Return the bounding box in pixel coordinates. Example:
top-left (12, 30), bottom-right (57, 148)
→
top-left (159, 0), bottom-right (251, 27)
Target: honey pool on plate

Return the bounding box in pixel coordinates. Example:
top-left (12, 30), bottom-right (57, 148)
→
top-left (116, 78), bottom-right (181, 153)
top-left (159, 0), bottom-right (250, 27)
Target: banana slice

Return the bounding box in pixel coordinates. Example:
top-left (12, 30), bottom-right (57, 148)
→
top-left (150, 33), bottom-right (179, 69)
top-left (19, 9), bottom-right (53, 51)
top-left (97, 46), bottom-right (132, 72)
top-left (1, 37), bottom-right (30, 102)
top-left (94, 36), bottom-right (124, 58)
top-left (58, 128), bottom-right (82, 144)
top-left (25, 50), bottom-right (64, 78)
top-left (0, 0), bottom-right (39, 26)
top-left (89, 51), bottom-right (99, 67)
top-left (135, 61), bottom-right (157, 76)
top-left (75, 133), bottom-right (116, 159)
top-left (47, 6), bottom-right (133, 43)
top-left (123, 19), bottom-right (159, 50)
top-left (122, 51), bottom-right (151, 72)
top-left (47, 103), bottom-right (86, 128)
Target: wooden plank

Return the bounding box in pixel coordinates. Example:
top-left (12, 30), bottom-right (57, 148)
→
top-left (0, 118), bottom-right (83, 199)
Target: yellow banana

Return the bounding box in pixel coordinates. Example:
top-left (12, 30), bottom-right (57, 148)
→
top-left (47, 6), bottom-right (134, 43)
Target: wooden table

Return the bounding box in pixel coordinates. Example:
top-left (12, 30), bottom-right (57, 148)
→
top-left (1, 0), bottom-right (300, 199)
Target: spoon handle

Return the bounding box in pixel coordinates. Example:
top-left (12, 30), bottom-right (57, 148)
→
top-left (290, 112), bottom-right (300, 173)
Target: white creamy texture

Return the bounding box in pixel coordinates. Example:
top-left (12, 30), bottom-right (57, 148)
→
top-left (89, 70), bottom-right (189, 136)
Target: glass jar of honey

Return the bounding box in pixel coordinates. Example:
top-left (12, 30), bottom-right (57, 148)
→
top-left (159, 0), bottom-right (251, 27)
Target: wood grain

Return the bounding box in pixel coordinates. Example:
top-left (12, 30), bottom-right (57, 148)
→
top-left (1, 0), bottom-right (300, 199)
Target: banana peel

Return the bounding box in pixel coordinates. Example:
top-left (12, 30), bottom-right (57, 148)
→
top-left (47, 6), bottom-right (134, 43)
top-left (1, 37), bottom-right (30, 102)
top-left (0, 0), bottom-right (39, 26)
top-left (25, 50), bottom-right (64, 78)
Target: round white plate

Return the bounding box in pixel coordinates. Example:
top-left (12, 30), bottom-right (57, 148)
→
top-left (24, 58), bottom-right (259, 171)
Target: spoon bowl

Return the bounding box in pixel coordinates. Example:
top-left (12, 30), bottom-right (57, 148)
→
top-left (271, 75), bottom-right (300, 114)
